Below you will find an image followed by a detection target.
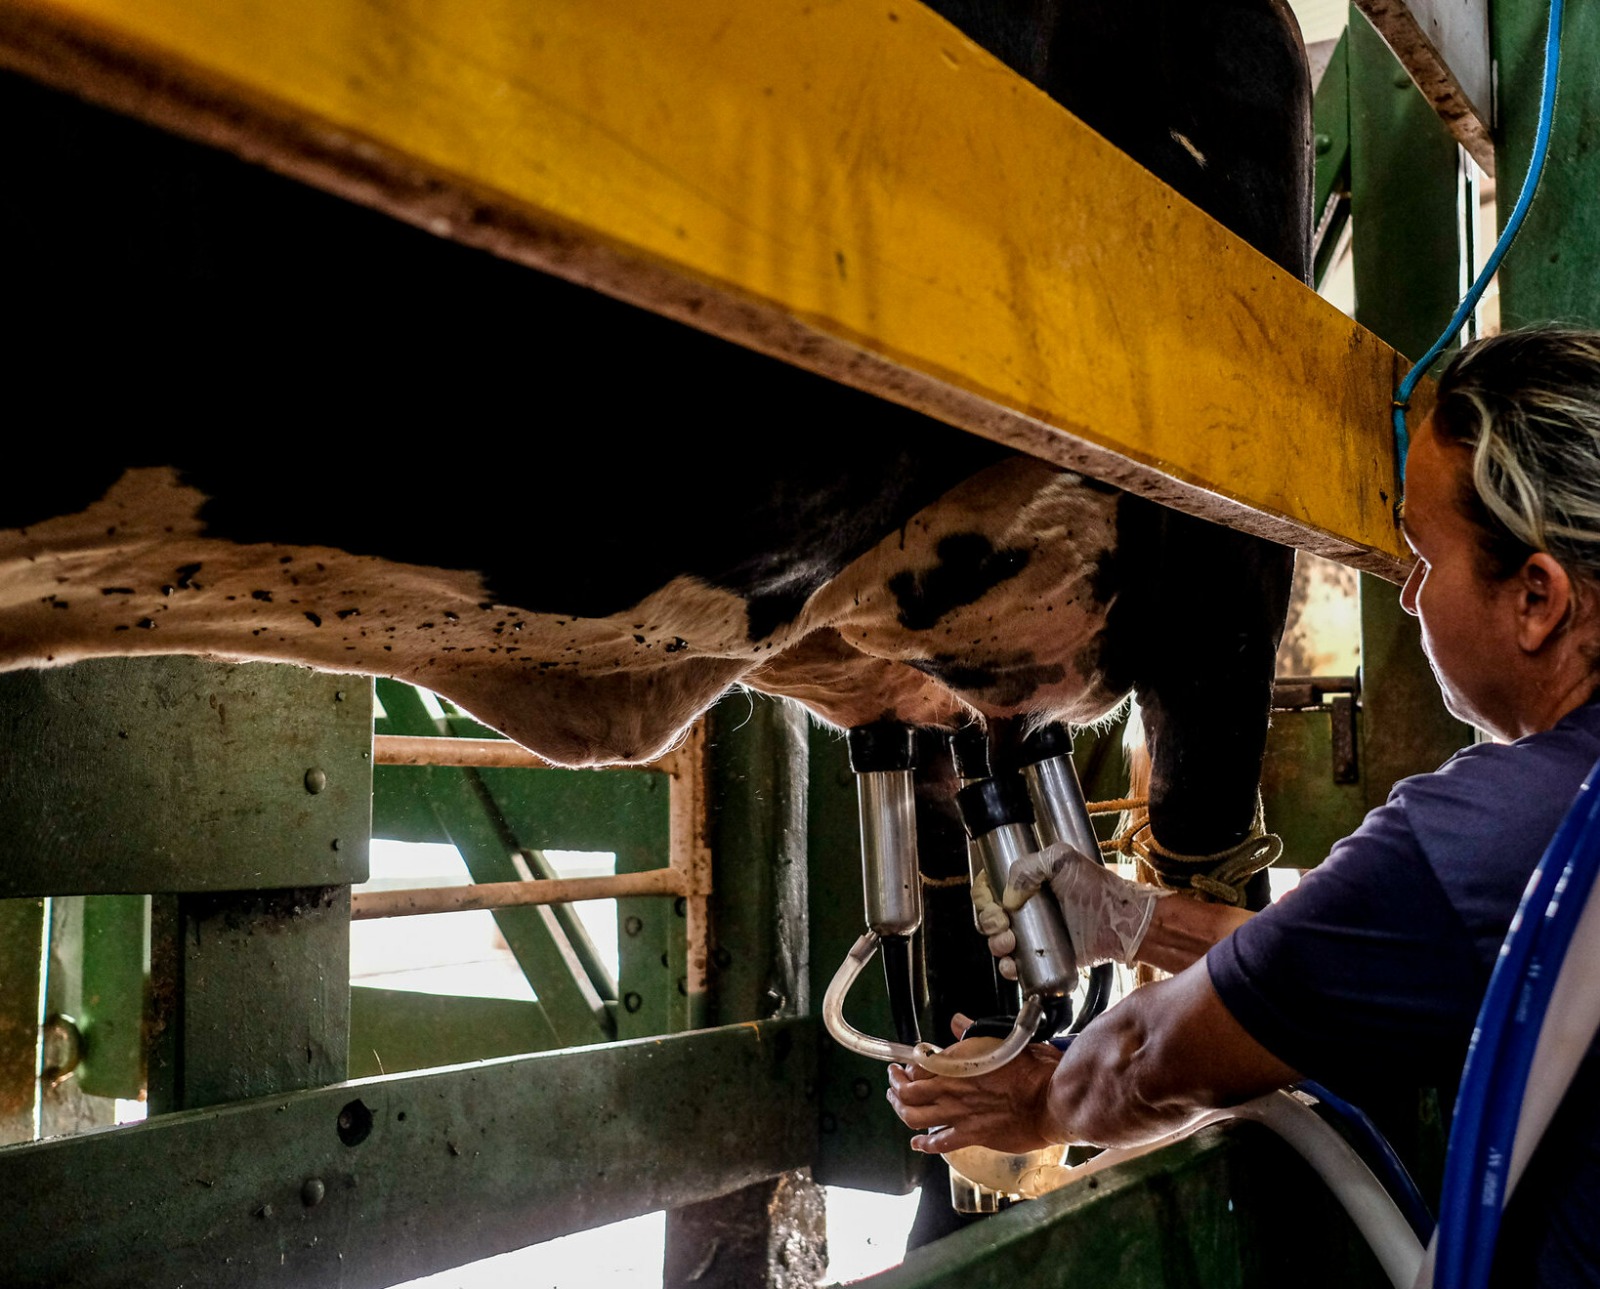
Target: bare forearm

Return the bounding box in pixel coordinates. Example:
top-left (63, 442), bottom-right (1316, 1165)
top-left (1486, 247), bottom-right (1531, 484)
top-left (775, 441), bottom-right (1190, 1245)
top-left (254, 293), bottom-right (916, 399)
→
top-left (1136, 894), bottom-right (1253, 974)
top-left (1043, 985), bottom-right (1211, 1147)
top-left (1043, 963), bottom-right (1300, 1149)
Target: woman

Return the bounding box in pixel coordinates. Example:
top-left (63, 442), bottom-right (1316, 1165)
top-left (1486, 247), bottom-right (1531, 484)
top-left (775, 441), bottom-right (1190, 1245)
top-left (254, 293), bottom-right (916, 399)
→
top-left (888, 326), bottom-right (1600, 1284)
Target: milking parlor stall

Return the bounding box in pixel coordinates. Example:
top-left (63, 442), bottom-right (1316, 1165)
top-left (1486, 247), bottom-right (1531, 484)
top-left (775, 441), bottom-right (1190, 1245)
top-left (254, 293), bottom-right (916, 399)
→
top-left (0, 0), bottom-right (1595, 1284)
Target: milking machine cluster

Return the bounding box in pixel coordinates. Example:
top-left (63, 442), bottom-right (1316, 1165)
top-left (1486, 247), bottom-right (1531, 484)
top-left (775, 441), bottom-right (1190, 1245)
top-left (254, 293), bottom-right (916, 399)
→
top-left (822, 717), bottom-right (1117, 1208)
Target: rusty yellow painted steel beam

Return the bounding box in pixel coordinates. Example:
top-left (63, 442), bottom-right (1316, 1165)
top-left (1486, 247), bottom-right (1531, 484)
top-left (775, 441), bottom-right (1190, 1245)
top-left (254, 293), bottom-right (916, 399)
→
top-left (0, 0), bottom-right (1412, 577)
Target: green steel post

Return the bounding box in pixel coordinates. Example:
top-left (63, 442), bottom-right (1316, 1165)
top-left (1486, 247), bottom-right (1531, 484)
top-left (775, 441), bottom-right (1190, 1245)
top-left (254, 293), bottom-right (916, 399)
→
top-left (665, 694), bottom-right (823, 1289)
top-left (1493, 0), bottom-right (1600, 330)
top-left (1347, 5), bottom-right (1474, 1202)
top-left (1312, 32), bottom-right (1353, 287)
top-left (148, 886), bottom-right (352, 1113)
top-left (75, 894), bottom-right (148, 1100)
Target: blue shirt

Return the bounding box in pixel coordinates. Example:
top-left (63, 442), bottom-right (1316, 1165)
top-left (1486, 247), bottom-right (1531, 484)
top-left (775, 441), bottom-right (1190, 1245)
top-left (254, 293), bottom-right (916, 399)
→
top-left (1208, 700), bottom-right (1600, 1286)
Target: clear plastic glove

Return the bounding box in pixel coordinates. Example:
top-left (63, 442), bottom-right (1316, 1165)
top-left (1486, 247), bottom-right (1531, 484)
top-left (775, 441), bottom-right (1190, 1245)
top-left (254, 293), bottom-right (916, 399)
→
top-left (972, 842), bottom-right (1169, 980)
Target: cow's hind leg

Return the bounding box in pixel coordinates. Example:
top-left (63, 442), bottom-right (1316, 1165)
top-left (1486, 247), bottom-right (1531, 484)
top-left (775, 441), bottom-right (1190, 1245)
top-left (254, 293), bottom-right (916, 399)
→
top-left (1107, 499), bottom-right (1295, 907)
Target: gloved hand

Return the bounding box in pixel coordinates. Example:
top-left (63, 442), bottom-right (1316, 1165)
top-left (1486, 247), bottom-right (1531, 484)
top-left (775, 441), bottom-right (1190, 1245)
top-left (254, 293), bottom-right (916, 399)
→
top-left (971, 841), bottom-right (1169, 981)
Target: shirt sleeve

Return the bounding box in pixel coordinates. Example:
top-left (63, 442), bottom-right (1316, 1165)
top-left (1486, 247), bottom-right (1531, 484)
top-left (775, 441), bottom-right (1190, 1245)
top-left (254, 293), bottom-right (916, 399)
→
top-left (1205, 798), bottom-right (1488, 1100)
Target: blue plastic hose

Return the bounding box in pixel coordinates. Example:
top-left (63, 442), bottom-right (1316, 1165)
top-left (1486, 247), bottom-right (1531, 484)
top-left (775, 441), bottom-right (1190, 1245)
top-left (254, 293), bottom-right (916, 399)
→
top-left (1392, 0), bottom-right (1565, 485)
top-left (1434, 757), bottom-right (1600, 1288)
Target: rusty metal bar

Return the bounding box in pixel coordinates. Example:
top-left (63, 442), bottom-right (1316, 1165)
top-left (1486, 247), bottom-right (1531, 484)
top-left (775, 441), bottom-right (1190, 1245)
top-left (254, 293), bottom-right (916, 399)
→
top-left (360, 723), bottom-right (709, 931)
top-left (666, 722), bottom-right (713, 1021)
top-left (351, 869), bottom-right (686, 920)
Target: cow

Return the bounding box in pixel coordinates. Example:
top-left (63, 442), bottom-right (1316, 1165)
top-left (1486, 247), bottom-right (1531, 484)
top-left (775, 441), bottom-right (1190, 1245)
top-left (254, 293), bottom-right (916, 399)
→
top-left (0, 0), bottom-right (1309, 894)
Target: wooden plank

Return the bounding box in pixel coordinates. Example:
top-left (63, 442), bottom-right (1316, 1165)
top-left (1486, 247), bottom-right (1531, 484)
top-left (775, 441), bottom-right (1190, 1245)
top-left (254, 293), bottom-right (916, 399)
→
top-left (0, 0), bottom-right (1411, 576)
top-left (1353, 0), bottom-right (1494, 173)
top-left (0, 1018), bottom-right (819, 1289)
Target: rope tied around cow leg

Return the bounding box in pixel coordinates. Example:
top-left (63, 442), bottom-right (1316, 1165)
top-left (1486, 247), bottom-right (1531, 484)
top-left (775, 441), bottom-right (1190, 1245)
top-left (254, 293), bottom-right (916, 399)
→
top-left (1102, 796), bottom-right (1283, 907)
top-left (916, 793), bottom-right (1283, 905)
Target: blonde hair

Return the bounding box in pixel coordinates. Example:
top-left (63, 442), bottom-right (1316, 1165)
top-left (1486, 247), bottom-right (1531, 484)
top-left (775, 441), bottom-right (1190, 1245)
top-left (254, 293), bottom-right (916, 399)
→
top-left (1433, 327), bottom-right (1600, 592)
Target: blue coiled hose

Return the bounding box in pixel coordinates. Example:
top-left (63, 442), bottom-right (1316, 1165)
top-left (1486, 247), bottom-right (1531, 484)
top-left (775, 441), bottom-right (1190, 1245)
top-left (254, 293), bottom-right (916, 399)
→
top-left (1434, 756), bottom-right (1600, 1287)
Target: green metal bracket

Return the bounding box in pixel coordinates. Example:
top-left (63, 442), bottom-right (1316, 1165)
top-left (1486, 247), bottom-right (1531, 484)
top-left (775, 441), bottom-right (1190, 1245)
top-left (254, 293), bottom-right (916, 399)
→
top-left (148, 886), bottom-right (352, 1113)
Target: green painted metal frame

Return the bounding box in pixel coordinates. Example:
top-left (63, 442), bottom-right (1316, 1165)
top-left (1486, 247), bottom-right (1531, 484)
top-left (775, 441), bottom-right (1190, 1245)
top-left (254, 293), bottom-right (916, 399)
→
top-left (371, 683), bottom-right (690, 1041)
top-left (0, 658), bottom-right (371, 896)
top-left (370, 679), bottom-right (620, 1048)
top-left (0, 897), bottom-right (44, 1144)
top-left (852, 1122), bottom-right (1388, 1289)
top-left (1313, 32), bottom-right (1353, 288)
top-left (1493, 0), bottom-right (1600, 332)
top-left (148, 886), bottom-right (352, 1112)
top-left (348, 986), bottom-right (559, 1078)
top-left (0, 1018), bottom-right (818, 1289)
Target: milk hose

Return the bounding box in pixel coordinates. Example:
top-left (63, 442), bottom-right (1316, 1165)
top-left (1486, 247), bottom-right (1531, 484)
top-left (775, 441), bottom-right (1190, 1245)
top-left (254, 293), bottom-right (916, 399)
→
top-left (822, 931), bottom-right (1044, 1076)
top-left (1021, 1073), bottom-right (1424, 1289)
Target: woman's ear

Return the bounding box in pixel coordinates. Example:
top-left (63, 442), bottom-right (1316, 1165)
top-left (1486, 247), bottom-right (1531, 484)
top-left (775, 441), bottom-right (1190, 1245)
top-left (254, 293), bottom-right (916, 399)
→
top-left (1515, 553), bottom-right (1575, 652)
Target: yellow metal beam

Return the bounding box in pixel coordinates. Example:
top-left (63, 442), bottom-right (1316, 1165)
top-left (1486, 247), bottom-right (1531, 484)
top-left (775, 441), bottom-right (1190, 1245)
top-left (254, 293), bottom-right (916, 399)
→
top-left (0, 0), bottom-right (1413, 577)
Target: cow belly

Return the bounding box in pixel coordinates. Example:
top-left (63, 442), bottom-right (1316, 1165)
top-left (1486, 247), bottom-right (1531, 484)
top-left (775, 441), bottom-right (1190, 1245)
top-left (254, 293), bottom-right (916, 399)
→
top-left (0, 467), bottom-right (774, 764)
top-left (0, 457), bottom-right (1127, 765)
top-left (776, 456), bottom-right (1128, 730)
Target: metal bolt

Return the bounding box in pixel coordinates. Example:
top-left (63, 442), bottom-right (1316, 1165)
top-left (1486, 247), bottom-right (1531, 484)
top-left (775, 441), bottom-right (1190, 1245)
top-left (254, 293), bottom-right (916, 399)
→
top-left (335, 690), bottom-right (346, 702)
top-left (1314, 132), bottom-right (1332, 155)
top-left (302, 1178), bottom-right (326, 1207)
top-left (258, 1203), bottom-right (275, 1219)
top-left (623, 992), bottom-right (644, 1014)
top-left (852, 1077), bottom-right (872, 1101)
top-left (331, 838), bottom-right (342, 851)
top-left (304, 768), bottom-right (328, 794)
top-left (623, 916), bottom-right (643, 937)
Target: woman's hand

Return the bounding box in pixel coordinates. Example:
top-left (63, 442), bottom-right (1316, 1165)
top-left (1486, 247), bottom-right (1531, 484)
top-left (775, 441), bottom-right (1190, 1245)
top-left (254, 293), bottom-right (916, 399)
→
top-left (885, 1015), bottom-right (1067, 1155)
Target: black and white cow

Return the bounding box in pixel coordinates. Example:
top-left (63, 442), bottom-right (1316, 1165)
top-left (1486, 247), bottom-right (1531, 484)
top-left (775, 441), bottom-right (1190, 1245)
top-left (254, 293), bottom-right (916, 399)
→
top-left (0, 0), bottom-right (1310, 887)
